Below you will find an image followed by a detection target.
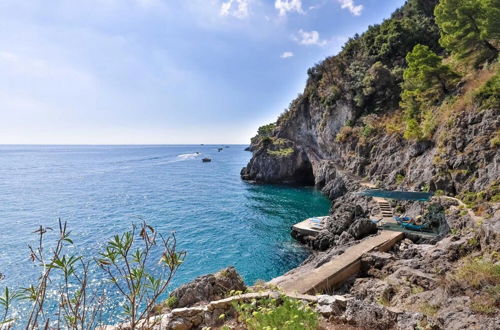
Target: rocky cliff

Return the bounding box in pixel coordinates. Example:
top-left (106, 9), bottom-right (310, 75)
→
top-left (239, 0), bottom-right (499, 328)
top-left (242, 0), bottom-right (499, 215)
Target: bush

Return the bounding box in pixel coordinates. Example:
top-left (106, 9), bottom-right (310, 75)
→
top-left (233, 295), bottom-right (318, 330)
top-left (455, 256), bottom-right (500, 289)
top-left (336, 126), bottom-right (354, 142)
top-left (0, 220), bottom-right (185, 329)
top-left (475, 69), bottom-right (500, 110)
top-left (490, 130), bottom-right (500, 148)
top-left (267, 148), bottom-right (294, 157)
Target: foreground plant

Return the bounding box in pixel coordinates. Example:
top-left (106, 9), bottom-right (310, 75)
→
top-left (233, 295), bottom-right (319, 330)
top-left (97, 223), bottom-right (186, 327)
top-left (0, 220), bottom-right (185, 329)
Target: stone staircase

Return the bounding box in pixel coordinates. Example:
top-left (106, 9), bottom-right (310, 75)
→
top-left (374, 197), bottom-right (394, 222)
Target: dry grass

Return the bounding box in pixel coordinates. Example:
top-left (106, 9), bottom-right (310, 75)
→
top-left (437, 63), bottom-right (498, 124)
top-left (455, 255), bottom-right (500, 289)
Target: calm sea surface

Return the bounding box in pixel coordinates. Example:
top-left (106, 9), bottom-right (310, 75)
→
top-left (0, 145), bottom-right (330, 323)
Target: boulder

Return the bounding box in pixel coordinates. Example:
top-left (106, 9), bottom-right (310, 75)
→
top-left (347, 219), bottom-right (378, 240)
top-left (169, 267), bottom-right (246, 308)
top-left (360, 251), bottom-right (394, 276)
top-left (342, 299), bottom-right (398, 329)
top-left (479, 216), bottom-right (500, 252)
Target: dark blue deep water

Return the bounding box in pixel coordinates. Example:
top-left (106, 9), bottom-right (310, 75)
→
top-left (0, 145), bottom-right (330, 323)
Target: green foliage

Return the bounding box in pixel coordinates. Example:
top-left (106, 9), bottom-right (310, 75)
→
top-left (401, 44), bottom-right (459, 140)
top-left (233, 295), bottom-right (318, 330)
top-left (0, 220), bottom-right (185, 329)
top-left (267, 147), bottom-right (294, 157)
top-left (435, 0), bottom-right (499, 63)
top-left (475, 69), bottom-right (500, 110)
top-left (295, 0), bottom-right (442, 124)
top-left (396, 173), bottom-right (406, 184)
top-left (419, 302), bottom-right (440, 316)
top-left (165, 296), bottom-right (178, 309)
top-left (0, 287), bottom-right (22, 325)
top-left (361, 124), bottom-right (375, 138)
top-left (250, 123), bottom-right (276, 146)
top-left (434, 189), bottom-right (445, 196)
top-left (257, 123), bottom-right (276, 138)
top-left (452, 255), bottom-right (500, 315)
top-left (490, 130), bottom-right (500, 148)
top-left (456, 256), bottom-right (500, 288)
top-left (336, 126), bottom-right (355, 142)
top-left (97, 223), bottom-right (186, 324)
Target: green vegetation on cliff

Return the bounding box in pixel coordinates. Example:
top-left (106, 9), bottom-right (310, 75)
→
top-left (435, 0), bottom-right (499, 63)
top-left (401, 44), bottom-right (459, 140)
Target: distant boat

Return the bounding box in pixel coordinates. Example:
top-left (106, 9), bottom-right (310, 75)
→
top-left (217, 148), bottom-right (223, 152)
top-left (202, 158), bottom-right (212, 162)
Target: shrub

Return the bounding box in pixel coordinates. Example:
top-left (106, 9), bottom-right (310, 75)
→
top-left (336, 126), bottom-right (354, 142)
top-left (0, 220), bottom-right (185, 329)
top-left (267, 148), bottom-right (294, 157)
top-left (165, 296), bottom-right (178, 308)
top-left (233, 295), bottom-right (318, 330)
top-left (475, 69), bottom-right (500, 110)
top-left (418, 302), bottom-right (439, 317)
top-left (489, 130), bottom-right (500, 148)
top-left (455, 256), bottom-right (500, 289)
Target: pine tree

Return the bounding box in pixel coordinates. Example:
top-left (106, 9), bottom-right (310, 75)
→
top-left (400, 44), bottom-right (459, 139)
top-left (435, 0), bottom-right (499, 61)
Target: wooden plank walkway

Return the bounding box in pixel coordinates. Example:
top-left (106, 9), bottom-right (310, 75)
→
top-left (273, 231), bottom-right (404, 294)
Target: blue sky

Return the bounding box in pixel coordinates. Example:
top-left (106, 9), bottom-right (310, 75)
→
top-left (0, 0), bottom-right (406, 144)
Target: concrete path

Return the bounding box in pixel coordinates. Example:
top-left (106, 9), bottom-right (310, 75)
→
top-left (374, 197), bottom-right (396, 224)
top-left (272, 231), bottom-right (404, 294)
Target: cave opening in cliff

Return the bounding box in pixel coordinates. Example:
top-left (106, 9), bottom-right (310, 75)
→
top-left (294, 162), bottom-right (315, 186)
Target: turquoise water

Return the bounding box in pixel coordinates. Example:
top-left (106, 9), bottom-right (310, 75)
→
top-left (0, 145), bottom-right (330, 322)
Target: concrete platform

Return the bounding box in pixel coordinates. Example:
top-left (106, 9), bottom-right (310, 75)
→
top-left (272, 231), bottom-right (404, 294)
top-left (291, 216), bottom-right (329, 237)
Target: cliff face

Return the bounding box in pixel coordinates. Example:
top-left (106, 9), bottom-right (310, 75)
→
top-left (241, 0), bottom-right (499, 214)
top-left (239, 1), bottom-right (499, 327)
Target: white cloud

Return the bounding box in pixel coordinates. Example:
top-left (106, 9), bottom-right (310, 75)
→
top-left (275, 0), bottom-right (303, 16)
top-left (337, 0), bottom-right (363, 16)
top-left (280, 51), bottom-right (293, 58)
top-left (295, 29), bottom-right (327, 46)
top-left (220, 0), bottom-right (250, 19)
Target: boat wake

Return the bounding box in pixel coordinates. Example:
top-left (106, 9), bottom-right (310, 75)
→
top-left (176, 152), bottom-right (201, 161)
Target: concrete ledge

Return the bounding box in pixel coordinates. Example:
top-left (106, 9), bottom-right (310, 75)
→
top-left (275, 231), bottom-right (405, 294)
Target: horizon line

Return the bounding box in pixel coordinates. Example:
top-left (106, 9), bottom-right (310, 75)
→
top-left (0, 143), bottom-right (249, 146)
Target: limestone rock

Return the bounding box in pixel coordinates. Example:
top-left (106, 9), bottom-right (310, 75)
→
top-left (347, 218), bottom-right (378, 239)
top-left (169, 267), bottom-right (246, 308)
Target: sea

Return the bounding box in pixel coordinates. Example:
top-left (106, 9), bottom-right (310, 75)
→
top-left (0, 145), bottom-right (330, 324)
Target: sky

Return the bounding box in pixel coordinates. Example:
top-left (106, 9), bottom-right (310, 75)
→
top-left (0, 0), bottom-right (406, 144)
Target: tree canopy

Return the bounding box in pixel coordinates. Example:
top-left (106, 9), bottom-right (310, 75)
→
top-left (400, 44), bottom-right (459, 140)
top-left (435, 0), bottom-right (499, 62)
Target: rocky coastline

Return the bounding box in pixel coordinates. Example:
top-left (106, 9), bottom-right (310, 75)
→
top-left (103, 0), bottom-right (499, 328)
